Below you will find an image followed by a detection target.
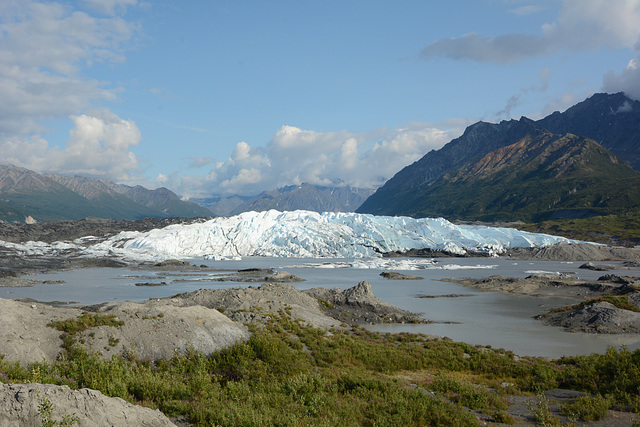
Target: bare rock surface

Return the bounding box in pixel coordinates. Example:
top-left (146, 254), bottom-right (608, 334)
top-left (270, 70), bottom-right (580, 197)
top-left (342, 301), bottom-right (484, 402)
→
top-left (505, 242), bottom-right (640, 261)
top-left (0, 298), bottom-right (250, 365)
top-left (0, 383), bottom-right (175, 427)
top-left (80, 300), bottom-right (251, 360)
top-left (444, 273), bottom-right (602, 296)
top-left (0, 299), bottom-right (82, 365)
top-left (380, 271), bottom-right (423, 280)
top-left (165, 283), bottom-right (342, 329)
top-left (538, 302), bottom-right (640, 334)
top-left (305, 281), bottom-right (425, 324)
top-left (167, 281), bottom-right (425, 327)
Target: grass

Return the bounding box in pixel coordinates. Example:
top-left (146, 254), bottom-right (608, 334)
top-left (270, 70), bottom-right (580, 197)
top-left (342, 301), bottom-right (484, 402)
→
top-left (1, 314), bottom-right (639, 425)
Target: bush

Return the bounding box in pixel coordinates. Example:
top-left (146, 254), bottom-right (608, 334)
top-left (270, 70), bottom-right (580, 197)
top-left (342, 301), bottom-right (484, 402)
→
top-left (561, 395), bottom-right (612, 422)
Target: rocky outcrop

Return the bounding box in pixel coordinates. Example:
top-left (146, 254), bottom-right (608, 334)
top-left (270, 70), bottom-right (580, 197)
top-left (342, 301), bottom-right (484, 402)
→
top-left (169, 281), bottom-right (425, 327)
top-left (166, 283), bottom-right (342, 329)
top-left (306, 281), bottom-right (424, 324)
top-left (0, 280), bottom-right (422, 367)
top-left (264, 271), bottom-right (305, 282)
top-left (380, 271), bottom-right (423, 280)
top-left (580, 261), bottom-right (614, 271)
top-left (538, 302), bottom-right (640, 334)
top-left (0, 383), bottom-right (175, 427)
top-left (446, 273), bottom-right (597, 295)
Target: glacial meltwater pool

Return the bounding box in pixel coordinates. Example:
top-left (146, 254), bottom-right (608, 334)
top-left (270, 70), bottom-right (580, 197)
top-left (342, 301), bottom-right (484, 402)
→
top-left (4, 256), bottom-right (640, 359)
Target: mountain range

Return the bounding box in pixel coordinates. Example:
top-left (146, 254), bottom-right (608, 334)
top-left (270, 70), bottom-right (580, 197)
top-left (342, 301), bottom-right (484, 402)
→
top-left (2, 92), bottom-right (638, 226)
top-left (0, 164), bottom-right (212, 223)
top-left (193, 183), bottom-right (375, 217)
top-left (357, 93), bottom-right (640, 223)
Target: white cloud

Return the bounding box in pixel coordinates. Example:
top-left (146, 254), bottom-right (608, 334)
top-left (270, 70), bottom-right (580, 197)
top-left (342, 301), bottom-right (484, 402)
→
top-left (166, 122), bottom-right (467, 198)
top-left (421, 0), bottom-right (640, 63)
top-left (81, 0), bottom-right (139, 16)
top-left (617, 100), bottom-right (633, 113)
top-left (508, 5), bottom-right (542, 16)
top-left (2, 109), bottom-right (142, 181)
top-left (0, 0), bottom-right (141, 177)
top-left (603, 56), bottom-right (640, 100)
top-left (188, 157), bottom-right (215, 168)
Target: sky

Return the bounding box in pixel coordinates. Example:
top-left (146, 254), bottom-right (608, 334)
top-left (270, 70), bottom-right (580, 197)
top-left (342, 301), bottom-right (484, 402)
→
top-left (2, 0), bottom-right (640, 199)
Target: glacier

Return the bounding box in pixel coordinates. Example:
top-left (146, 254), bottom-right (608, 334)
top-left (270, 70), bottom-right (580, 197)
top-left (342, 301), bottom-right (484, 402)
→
top-left (0, 210), bottom-right (579, 262)
top-left (82, 210), bottom-right (575, 261)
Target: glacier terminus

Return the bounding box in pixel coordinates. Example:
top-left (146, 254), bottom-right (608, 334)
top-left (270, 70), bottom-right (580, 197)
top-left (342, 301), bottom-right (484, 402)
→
top-left (70, 210), bottom-right (578, 261)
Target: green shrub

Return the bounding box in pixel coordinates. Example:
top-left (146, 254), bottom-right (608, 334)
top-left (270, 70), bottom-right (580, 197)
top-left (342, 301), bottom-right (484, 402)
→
top-left (561, 394), bottom-right (612, 421)
top-left (8, 318), bottom-right (640, 426)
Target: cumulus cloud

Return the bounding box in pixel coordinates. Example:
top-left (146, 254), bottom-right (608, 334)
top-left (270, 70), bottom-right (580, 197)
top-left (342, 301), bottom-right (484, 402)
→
top-left (3, 109), bottom-right (142, 181)
top-left (0, 0), bottom-right (142, 179)
top-left (169, 122), bottom-right (467, 198)
top-left (421, 0), bottom-right (640, 63)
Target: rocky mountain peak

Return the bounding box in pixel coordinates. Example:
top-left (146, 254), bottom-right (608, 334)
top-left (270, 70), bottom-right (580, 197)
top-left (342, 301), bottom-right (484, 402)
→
top-left (358, 93), bottom-right (640, 221)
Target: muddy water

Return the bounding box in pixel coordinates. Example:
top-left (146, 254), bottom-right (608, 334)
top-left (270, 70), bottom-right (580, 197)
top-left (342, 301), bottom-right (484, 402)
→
top-left (4, 256), bottom-right (640, 359)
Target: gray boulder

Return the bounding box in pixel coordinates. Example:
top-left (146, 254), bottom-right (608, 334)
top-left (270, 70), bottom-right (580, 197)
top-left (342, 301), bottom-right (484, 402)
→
top-left (0, 383), bottom-right (175, 426)
top-left (539, 302), bottom-right (640, 334)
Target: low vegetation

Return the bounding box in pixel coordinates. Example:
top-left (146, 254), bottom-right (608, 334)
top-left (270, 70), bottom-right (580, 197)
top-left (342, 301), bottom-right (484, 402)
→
top-left (47, 312), bottom-right (125, 351)
top-left (519, 210), bottom-right (640, 246)
top-left (1, 314), bottom-right (640, 425)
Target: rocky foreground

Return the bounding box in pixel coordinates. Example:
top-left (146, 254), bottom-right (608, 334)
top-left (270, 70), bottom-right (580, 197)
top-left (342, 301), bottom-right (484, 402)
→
top-left (1, 281), bottom-right (422, 366)
top-left (0, 280), bottom-right (422, 425)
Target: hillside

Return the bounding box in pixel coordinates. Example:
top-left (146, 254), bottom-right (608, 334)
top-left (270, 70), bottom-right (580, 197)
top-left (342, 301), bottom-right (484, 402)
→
top-left (538, 92), bottom-right (640, 171)
top-left (0, 165), bottom-right (212, 223)
top-left (196, 183), bottom-right (374, 216)
top-left (358, 118), bottom-right (546, 216)
top-left (358, 118), bottom-right (640, 223)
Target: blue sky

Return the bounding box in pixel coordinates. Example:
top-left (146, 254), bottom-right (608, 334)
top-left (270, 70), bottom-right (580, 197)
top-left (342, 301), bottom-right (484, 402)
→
top-left (2, 0), bottom-right (640, 198)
